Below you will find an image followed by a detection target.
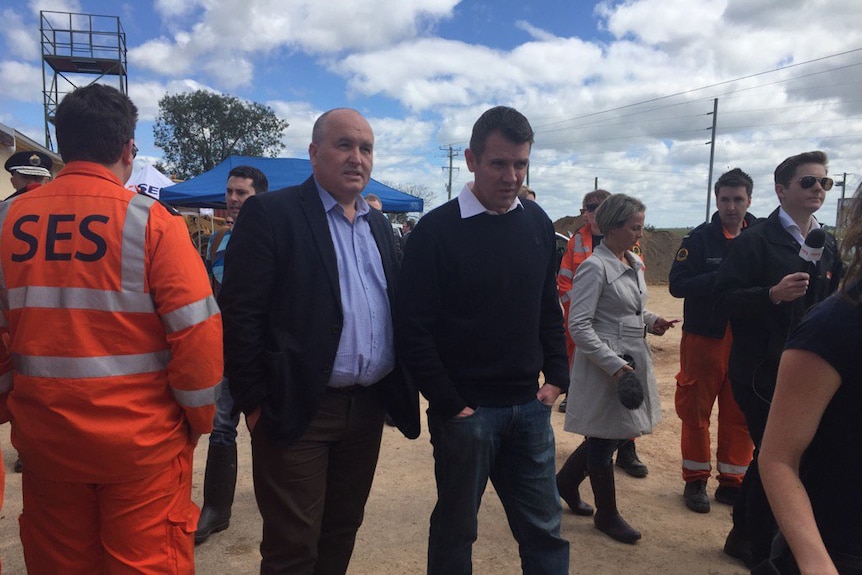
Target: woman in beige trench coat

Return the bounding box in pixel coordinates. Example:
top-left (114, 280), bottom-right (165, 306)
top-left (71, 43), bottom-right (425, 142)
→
top-left (555, 194), bottom-right (677, 544)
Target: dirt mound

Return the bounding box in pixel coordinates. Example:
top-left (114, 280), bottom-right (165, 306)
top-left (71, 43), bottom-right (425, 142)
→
top-left (553, 218), bottom-right (681, 285)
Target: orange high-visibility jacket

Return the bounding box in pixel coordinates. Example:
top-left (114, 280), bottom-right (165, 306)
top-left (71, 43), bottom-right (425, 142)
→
top-left (0, 162), bottom-right (222, 483)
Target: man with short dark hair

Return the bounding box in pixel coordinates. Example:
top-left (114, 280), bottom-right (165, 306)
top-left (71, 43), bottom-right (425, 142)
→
top-left (196, 164), bottom-right (268, 545)
top-left (670, 168), bottom-right (757, 515)
top-left (0, 84), bottom-right (222, 573)
top-left (398, 106), bottom-right (570, 574)
top-left (219, 108), bottom-right (419, 574)
top-left (715, 151), bottom-right (843, 568)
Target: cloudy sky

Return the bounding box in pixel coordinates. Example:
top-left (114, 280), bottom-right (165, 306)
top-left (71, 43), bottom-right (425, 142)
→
top-left (2, 0), bottom-right (862, 226)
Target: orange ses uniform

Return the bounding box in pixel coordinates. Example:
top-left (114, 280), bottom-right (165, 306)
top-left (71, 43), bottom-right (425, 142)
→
top-left (0, 162), bottom-right (222, 574)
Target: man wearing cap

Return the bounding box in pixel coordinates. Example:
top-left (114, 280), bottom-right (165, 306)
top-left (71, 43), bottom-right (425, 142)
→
top-left (4, 151), bottom-right (53, 200)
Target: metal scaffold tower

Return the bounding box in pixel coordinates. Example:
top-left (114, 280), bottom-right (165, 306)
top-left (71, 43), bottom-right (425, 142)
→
top-left (41, 10), bottom-right (127, 151)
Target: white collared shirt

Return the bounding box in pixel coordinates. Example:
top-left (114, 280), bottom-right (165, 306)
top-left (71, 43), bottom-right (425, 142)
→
top-left (456, 182), bottom-right (522, 219)
top-left (778, 206), bottom-right (820, 246)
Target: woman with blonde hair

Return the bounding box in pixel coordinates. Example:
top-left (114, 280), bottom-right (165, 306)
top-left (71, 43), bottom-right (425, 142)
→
top-left (557, 194), bottom-right (677, 543)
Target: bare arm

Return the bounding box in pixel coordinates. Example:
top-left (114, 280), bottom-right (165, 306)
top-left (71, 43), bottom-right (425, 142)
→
top-left (760, 349), bottom-right (841, 575)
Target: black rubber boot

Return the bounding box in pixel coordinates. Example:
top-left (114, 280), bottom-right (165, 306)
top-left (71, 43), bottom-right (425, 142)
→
top-left (615, 439), bottom-right (648, 478)
top-left (556, 441), bottom-right (594, 516)
top-left (589, 463), bottom-right (642, 544)
top-left (195, 443), bottom-right (238, 545)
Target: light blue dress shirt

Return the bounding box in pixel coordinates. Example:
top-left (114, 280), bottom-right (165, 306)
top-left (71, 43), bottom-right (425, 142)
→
top-left (316, 182), bottom-right (395, 387)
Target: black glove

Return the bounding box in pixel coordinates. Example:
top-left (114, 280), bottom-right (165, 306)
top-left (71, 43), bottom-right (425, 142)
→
top-left (618, 371), bottom-right (644, 410)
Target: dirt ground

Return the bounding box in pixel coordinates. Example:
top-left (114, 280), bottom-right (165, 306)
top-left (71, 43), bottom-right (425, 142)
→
top-left (0, 288), bottom-right (751, 574)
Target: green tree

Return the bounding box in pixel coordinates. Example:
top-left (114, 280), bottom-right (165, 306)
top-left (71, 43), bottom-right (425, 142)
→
top-left (378, 181), bottom-right (435, 221)
top-left (153, 90), bottom-right (289, 179)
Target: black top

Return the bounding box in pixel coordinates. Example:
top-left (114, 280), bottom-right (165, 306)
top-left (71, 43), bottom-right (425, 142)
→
top-left (785, 285), bottom-right (862, 556)
top-left (714, 208), bottom-right (842, 400)
top-left (669, 211), bottom-right (758, 339)
top-left (397, 198), bottom-right (569, 420)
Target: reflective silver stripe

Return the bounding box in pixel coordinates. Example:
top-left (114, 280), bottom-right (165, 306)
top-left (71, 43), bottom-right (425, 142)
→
top-left (122, 194), bottom-right (153, 292)
top-left (14, 350), bottom-right (171, 379)
top-left (162, 295), bottom-right (219, 334)
top-left (717, 461), bottom-right (749, 476)
top-left (172, 378), bottom-right (221, 408)
top-left (682, 459), bottom-right (712, 471)
top-left (559, 267), bottom-right (574, 279)
top-left (0, 371), bottom-right (11, 393)
top-left (6, 286), bottom-right (156, 314)
top-left (572, 234), bottom-right (589, 253)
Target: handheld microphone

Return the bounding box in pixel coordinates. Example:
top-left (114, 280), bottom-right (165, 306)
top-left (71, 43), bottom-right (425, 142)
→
top-left (799, 227), bottom-right (826, 263)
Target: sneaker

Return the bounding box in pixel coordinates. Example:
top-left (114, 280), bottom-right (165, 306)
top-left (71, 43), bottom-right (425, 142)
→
top-left (13, 457), bottom-right (23, 473)
top-left (557, 396), bottom-right (567, 413)
top-left (683, 480), bottom-right (710, 513)
top-left (715, 485), bottom-right (739, 506)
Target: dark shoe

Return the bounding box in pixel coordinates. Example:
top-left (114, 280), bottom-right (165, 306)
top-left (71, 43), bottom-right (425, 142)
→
top-left (556, 442), bottom-right (593, 517)
top-left (723, 526), bottom-right (754, 568)
top-left (683, 480), bottom-right (710, 513)
top-left (557, 395), bottom-right (568, 413)
top-left (384, 414), bottom-right (396, 427)
top-left (615, 440), bottom-right (648, 478)
top-left (13, 457), bottom-right (23, 473)
top-left (594, 509), bottom-right (642, 544)
top-left (589, 462), bottom-right (641, 544)
top-left (714, 485), bottom-right (739, 506)
top-left (195, 443), bottom-right (238, 545)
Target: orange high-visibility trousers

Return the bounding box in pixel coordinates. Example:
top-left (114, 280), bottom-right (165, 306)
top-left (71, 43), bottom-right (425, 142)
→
top-left (675, 329), bottom-right (753, 487)
top-left (19, 444), bottom-right (197, 575)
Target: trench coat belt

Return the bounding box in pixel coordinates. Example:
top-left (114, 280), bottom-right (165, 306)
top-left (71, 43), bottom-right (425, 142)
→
top-left (593, 322), bottom-right (647, 339)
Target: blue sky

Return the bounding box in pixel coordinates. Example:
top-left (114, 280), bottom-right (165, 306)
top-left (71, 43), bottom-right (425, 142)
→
top-left (2, 0), bottom-right (862, 226)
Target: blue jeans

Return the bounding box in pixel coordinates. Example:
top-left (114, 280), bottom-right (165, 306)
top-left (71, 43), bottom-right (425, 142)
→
top-left (427, 399), bottom-right (569, 575)
top-left (209, 377), bottom-right (240, 447)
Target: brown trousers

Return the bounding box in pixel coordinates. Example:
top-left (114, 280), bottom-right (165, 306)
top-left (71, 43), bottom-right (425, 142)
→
top-left (252, 385), bottom-right (386, 575)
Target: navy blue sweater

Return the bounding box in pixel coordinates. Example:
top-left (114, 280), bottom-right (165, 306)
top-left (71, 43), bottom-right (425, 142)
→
top-left (396, 198), bottom-right (569, 419)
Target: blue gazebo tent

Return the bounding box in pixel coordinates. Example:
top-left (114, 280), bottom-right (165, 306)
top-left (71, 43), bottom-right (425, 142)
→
top-left (160, 156), bottom-right (423, 213)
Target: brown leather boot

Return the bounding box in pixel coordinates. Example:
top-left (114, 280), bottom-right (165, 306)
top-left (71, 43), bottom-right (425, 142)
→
top-left (556, 441), bottom-right (594, 516)
top-left (589, 462), bottom-right (641, 544)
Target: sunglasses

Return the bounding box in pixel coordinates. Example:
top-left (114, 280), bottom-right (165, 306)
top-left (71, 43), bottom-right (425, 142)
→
top-left (132, 143), bottom-right (139, 159)
top-left (794, 176), bottom-right (833, 191)
top-left (580, 203), bottom-right (600, 214)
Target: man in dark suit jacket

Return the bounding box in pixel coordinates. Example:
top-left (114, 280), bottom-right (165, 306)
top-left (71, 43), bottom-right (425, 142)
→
top-left (218, 108), bottom-right (419, 575)
top-left (714, 150), bottom-right (842, 569)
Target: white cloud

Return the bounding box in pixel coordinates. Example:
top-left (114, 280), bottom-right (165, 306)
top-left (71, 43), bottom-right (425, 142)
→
top-left (0, 9), bottom-right (40, 60)
top-left (131, 0), bottom-right (459, 86)
top-left (0, 61), bottom-right (43, 101)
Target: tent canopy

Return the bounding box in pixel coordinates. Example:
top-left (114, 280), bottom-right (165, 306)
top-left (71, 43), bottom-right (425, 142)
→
top-left (160, 156), bottom-right (423, 213)
top-left (126, 164), bottom-right (174, 199)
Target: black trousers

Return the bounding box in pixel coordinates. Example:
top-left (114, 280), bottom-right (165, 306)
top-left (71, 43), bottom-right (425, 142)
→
top-left (730, 376), bottom-right (777, 567)
top-left (251, 385), bottom-right (386, 575)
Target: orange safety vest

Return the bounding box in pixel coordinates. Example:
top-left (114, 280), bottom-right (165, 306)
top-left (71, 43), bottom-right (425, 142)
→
top-left (0, 162), bottom-right (222, 483)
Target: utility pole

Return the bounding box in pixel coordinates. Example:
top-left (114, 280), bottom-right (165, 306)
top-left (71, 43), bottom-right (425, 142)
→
top-left (440, 145), bottom-right (461, 200)
top-left (594, 177), bottom-right (598, 190)
top-left (705, 98), bottom-right (718, 223)
top-left (835, 172), bottom-right (847, 230)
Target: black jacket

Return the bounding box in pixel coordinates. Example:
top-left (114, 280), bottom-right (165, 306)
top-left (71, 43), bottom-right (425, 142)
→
top-left (218, 177), bottom-right (420, 445)
top-left (669, 211), bottom-right (759, 339)
top-left (713, 208), bottom-right (842, 400)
